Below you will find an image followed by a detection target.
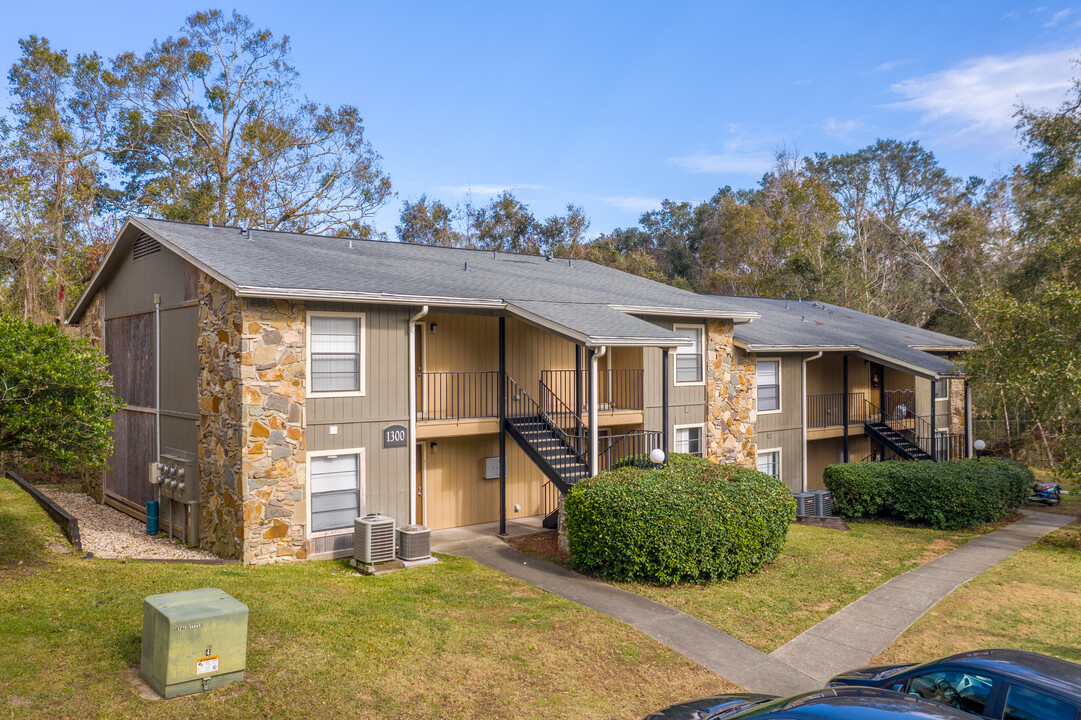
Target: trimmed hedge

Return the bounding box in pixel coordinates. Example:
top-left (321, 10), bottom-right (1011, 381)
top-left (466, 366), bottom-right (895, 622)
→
top-left (824, 458), bottom-right (1033, 529)
top-left (564, 454), bottom-right (795, 584)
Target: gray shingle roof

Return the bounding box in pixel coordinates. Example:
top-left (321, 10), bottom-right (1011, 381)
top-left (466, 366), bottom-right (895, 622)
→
top-left (70, 218), bottom-right (757, 347)
top-left (716, 296), bottom-right (973, 377)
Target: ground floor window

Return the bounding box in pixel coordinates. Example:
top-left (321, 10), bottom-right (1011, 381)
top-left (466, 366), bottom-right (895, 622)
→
top-left (757, 449), bottom-right (781, 480)
top-left (674, 424), bottom-right (704, 456)
top-left (310, 451), bottom-right (364, 534)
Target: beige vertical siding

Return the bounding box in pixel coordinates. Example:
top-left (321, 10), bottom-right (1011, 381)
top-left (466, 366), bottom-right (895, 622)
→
top-left (756, 354), bottom-right (803, 433)
top-left (806, 436), bottom-right (872, 491)
top-left (642, 317), bottom-right (707, 441)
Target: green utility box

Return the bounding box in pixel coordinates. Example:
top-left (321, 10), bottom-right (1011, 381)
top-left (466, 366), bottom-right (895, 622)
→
top-left (140, 587), bottom-right (248, 699)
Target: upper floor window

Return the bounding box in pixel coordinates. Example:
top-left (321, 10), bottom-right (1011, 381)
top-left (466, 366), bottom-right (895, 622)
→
top-left (934, 379), bottom-right (948, 399)
top-left (674, 325), bottom-right (705, 384)
top-left (309, 313), bottom-right (365, 395)
top-left (758, 359), bottom-right (780, 412)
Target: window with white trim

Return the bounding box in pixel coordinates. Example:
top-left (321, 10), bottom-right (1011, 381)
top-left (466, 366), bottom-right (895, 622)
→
top-left (757, 449), bottom-right (781, 480)
top-left (674, 425), bottom-right (704, 456)
top-left (310, 453), bottom-right (362, 533)
top-left (674, 325), bottom-right (704, 384)
top-left (757, 359), bottom-right (780, 412)
top-left (934, 379), bottom-right (948, 399)
top-left (310, 314), bottom-right (363, 394)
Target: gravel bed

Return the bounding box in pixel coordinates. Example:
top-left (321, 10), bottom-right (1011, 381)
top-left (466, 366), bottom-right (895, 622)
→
top-left (39, 489), bottom-right (220, 561)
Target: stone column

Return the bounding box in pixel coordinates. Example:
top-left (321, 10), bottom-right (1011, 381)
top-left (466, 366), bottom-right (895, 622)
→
top-left (949, 379), bottom-right (965, 435)
top-left (705, 319), bottom-right (757, 468)
top-left (197, 274), bottom-right (244, 558)
top-left (238, 298), bottom-right (307, 564)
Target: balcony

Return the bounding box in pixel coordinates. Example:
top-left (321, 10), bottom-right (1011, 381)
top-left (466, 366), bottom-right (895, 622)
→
top-left (540, 369), bottom-right (644, 425)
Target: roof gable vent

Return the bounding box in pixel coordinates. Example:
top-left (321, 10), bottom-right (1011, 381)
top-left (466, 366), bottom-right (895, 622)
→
top-left (132, 234), bottom-right (161, 261)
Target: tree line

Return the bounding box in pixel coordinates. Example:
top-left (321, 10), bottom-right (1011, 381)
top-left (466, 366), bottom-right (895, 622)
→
top-left (0, 9), bottom-right (1076, 475)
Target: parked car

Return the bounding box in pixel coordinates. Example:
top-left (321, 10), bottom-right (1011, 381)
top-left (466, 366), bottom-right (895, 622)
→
top-left (644, 686), bottom-right (978, 720)
top-left (828, 649), bottom-right (1081, 720)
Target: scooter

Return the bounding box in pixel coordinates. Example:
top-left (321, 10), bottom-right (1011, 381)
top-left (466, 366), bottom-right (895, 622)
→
top-left (1029, 481), bottom-right (1061, 506)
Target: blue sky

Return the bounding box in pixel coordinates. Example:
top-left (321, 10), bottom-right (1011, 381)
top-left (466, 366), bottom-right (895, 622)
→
top-left (2, 1), bottom-right (1078, 237)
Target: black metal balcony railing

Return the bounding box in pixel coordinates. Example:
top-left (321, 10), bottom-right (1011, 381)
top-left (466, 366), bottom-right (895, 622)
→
top-left (540, 369), bottom-right (644, 414)
top-left (599, 431), bottom-right (664, 473)
top-left (806, 392), bottom-right (867, 429)
top-left (416, 371), bottom-right (500, 421)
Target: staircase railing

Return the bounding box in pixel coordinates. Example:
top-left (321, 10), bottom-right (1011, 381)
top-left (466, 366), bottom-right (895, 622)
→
top-left (542, 479), bottom-right (560, 527)
top-left (538, 378), bottom-right (588, 459)
top-left (865, 398), bottom-right (937, 458)
top-left (599, 430), bottom-right (664, 472)
top-left (505, 374), bottom-right (589, 466)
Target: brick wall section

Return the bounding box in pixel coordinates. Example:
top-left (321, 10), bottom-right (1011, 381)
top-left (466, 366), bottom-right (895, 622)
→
top-left (239, 298), bottom-right (307, 564)
top-left (78, 291), bottom-right (107, 502)
top-left (197, 274), bottom-right (245, 559)
top-left (705, 319), bottom-right (757, 468)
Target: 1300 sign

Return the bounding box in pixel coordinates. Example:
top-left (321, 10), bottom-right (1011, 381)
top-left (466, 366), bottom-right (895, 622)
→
top-left (383, 425), bottom-right (408, 448)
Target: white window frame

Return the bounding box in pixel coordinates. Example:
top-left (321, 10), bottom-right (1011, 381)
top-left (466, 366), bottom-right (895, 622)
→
top-left (934, 378), bottom-right (949, 400)
top-left (306, 310), bottom-right (366, 398)
top-left (673, 422), bottom-right (706, 458)
top-left (757, 357), bottom-right (782, 415)
top-left (757, 447), bottom-right (782, 480)
top-left (672, 324), bottom-right (706, 386)
top-left (306, 446), bottom-right (366, 539)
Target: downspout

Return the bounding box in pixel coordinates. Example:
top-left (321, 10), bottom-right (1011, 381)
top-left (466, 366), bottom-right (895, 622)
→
top-left (154, 293), bottom-right (163, 530)
top-left (589, 345), bottom-right (607, 476)
top-left (408, 305), bottom-right (429, 526)
top-left (801, 351), bottom-right (823, 493)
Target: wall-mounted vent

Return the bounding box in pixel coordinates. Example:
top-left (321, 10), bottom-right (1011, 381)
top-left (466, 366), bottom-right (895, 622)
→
top-left (133, 234), bottom-right (161, 261)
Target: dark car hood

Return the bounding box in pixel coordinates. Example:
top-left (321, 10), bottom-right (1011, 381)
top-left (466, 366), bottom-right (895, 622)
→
top-left (645, 693), bottom-right (776, 720)
top-left (831, 663), bottom-right (916, 684)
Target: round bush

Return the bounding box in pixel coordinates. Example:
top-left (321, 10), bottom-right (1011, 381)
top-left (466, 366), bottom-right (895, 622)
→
top-left (824, 458), bottom-right (1033, 529)
top-left (563, 454), bottom-right (795, 584)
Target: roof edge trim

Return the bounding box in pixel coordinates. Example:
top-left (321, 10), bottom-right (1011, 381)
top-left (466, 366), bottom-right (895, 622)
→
top-left (610, 304), bottom-right (759, 320)
top-left (235, 286), bottom-right (506, 309)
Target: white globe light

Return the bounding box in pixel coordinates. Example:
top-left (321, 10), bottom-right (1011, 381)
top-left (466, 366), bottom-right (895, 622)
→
top-left (649, 448), bottom-right (666, 465)
top-left (973, 439), bottom-right (986, 452)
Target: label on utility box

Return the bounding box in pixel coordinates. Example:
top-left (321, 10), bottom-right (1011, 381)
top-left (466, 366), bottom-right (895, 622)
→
top-left (196, 656), bottom-right (219, 675)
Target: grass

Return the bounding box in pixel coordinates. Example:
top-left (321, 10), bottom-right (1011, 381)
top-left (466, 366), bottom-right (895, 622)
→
top-left (0, 476), bottom-right (736, 720)
top-left (875, 519), bottom-right (1081, 664)
top-left (1027, 468), bottom-right (1081, 516)
top-left (511, 521), bottom-right (994, 653)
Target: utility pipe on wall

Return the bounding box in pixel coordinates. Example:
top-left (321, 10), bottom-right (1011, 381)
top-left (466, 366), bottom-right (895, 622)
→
top-left (407, 305), bottom-right (429, 527)
top-left (801, 351), bottom-right (823, 492)
top-left (589, 345), bottom-right (607, 476)
top-left (154, 293), bottom-right (164, 533)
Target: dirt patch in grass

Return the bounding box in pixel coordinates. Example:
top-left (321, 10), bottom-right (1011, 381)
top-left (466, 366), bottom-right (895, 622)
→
top-left (506, 530), bottom-right (572, 569)
top-left (875, 520), bottom-right (1081, 665)
top-left (0, 476), bottom-right (736, 719)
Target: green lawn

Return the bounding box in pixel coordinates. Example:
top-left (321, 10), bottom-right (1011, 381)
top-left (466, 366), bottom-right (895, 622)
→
top-left (0, 476), bottom-right (735, 720)
top-left (875, 519), bottom-right (1081, 664)
top-left (619, 521), bottom-right (991, 653)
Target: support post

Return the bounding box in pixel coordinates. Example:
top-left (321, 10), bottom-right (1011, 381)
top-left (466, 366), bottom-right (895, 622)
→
top-left (588, 348), bottom-right (598, 476)
top-left (930, 379), bottom-right (937, 461)
top-left (661, 348), bottom-right (670, 459)
top-left (964, 379), bottom-right (973, 459)
top-left (842, 354), bottom-right (849, 463)
top-left (498, 316), bottom-right (506, 536)
top-left (878, 363), bottom-right (886, 419)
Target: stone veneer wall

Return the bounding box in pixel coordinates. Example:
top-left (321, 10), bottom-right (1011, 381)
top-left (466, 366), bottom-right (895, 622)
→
top-left (78, 291), bottom-right (107, 502)
top-left (705, 319), bottom-right (757, 468)
top-left (197, 274), bottom-right (245, 558)
top-left (949, 378), bottom-right (966, 436)
top-left (238, 297), bottom-right (307, 564)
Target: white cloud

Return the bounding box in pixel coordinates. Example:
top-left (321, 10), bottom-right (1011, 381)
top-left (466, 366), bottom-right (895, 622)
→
top-left (1045, 8), bottom-right (1073, 25)
top-left (669, 125), bottom-right (778, 175)
top-left (597, 195), bottom-right (662, 213)
top-left (823, 117), bottom-right (865, 141)
top-left (438, 183), bottom-right (545, 196)
top-left (868, 60), bottom-right (908, 74)
top-left (888, 47), bottom-right (1077, 143)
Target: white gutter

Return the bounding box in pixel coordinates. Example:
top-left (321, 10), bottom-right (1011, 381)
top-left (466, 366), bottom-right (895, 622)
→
top-left (801, 351), bottom-right (823, 493)
top-left (155, 293), bottom-right (162, 514)
top-left (610, 304), bottom-right (759, 321)
top-left (589, 346), bottom-right (607, 476)
top-left (408, 305), bottom-right (429, 526)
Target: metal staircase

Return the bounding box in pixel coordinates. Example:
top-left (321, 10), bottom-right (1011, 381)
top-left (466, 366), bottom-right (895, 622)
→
top-left (863, 399), bottom-right (934, 461)
top-left (503, 375), bottom-right (590, 528)
top-left (863, 421), bottom-right (934, 461)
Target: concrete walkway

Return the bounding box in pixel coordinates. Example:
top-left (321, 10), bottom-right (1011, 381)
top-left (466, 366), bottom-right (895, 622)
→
top-left (431, 510), bottom-right (1072, 696)
top-left (769, 510), bottom-right (1074, 683)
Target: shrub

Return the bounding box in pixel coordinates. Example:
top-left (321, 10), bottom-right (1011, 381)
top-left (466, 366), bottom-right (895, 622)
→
top-left (824, 458), bottom-right (1033, 529)
top-left (563, 455), bottom-right (795, 584)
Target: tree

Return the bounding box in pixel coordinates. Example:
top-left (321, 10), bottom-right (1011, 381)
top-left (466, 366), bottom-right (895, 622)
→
top-left (0, 36), bottom-right (121, 323)
top-left (112, 9), bottom-right (392, 236)
top-left (0, 316), bottom-right (123, 471)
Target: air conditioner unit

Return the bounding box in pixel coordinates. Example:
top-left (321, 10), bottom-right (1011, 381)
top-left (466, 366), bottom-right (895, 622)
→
top-left (354, 515), bottom-right (396, 564)
top-left (811, 490), bottom-right (833, 517)
top-left (397, 525), bottom-right (431, 561)
top-left (793, 492), bottom-right (815, 516)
